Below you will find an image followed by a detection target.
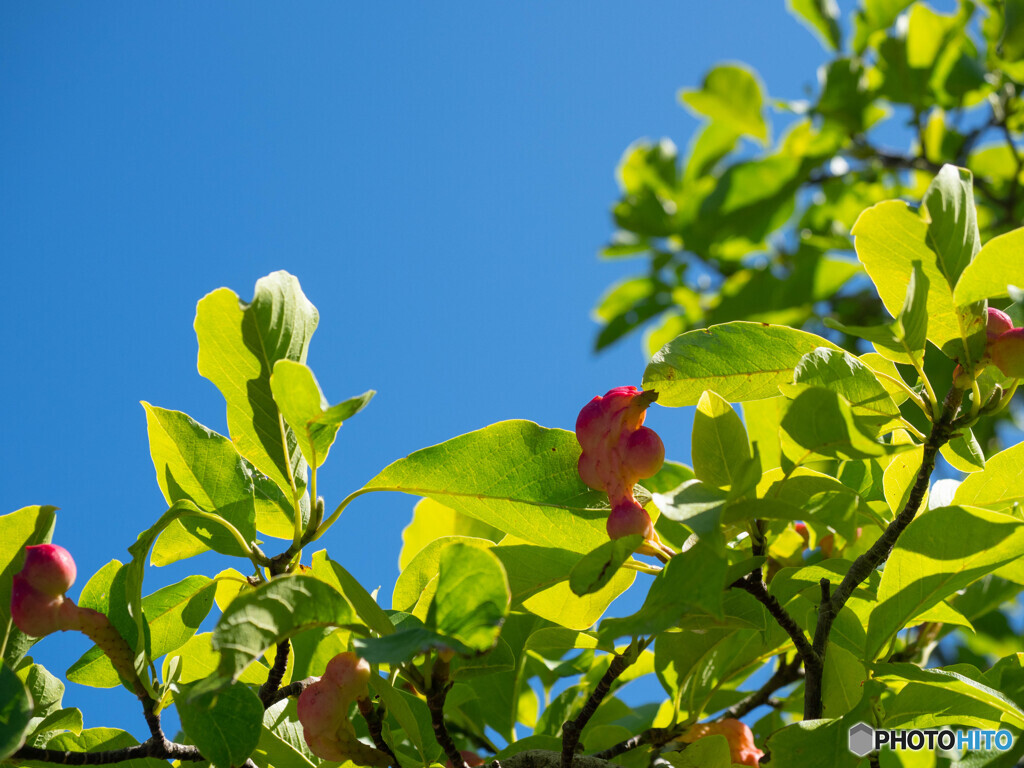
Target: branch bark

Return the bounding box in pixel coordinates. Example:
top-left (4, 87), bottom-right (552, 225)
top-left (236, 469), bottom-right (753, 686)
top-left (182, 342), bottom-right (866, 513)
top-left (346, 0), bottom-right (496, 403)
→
top-left (259, 639), bottom-right (292, 707)
top-left (803, 386), bottom-right (963, 719)
top-left (561, 647), bottom-right (639, 768)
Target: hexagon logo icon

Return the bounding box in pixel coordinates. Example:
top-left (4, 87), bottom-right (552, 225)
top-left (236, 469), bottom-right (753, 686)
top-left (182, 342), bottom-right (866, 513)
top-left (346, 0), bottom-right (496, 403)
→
top-left (848, 722), bottom-right (875, 757)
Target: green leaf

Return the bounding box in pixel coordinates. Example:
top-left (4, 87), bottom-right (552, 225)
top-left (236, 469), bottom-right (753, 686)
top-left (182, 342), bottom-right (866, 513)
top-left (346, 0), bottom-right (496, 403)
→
top-left (953, 440), bottom-right (1024, 511)
top-left (852, 199), bottom-right (987, 364)
top-left (66, 560), bottom-right (143, 691)
top-left (787, 0), bottom-right (842, 50)
top-left (69, 575), bottom-right (215, 688)
top-left (874, 662), bottom-right (1024, 729)
top-left (0, 661), bottom-right (33, 759)
top-left (142, 404), bottom-right (257, 559)
top-left (781, 388), bottom-right (909, 462)
top-left (865, 506), bottom-right (1024, 659)
top-left (763, 717), bottom-right (861, 768)
top-left (427, 543), bottom-right (510, 654)
top-left (399, 498), bottom-right (502, 571)
top-left (197, 574), bottom-right (355, 692)
top-left (363, 420), bottom-right (607, 553)
top-left (177, 681), bottom-right (263, 768)
top-left (0, 505), bottom-right (56, 668)
top-left (252, 701), bottom-right (316, 768)
top-left (922, 165), bottom-right (981, 288)
top-left (568, 537), bottom-right (642, 597)
top-left (310, 550), bottom-right (393, 637)
top-left (644, 322), bottom-right (841, 406)
top-left (367, 674), bottom-right (434, 765)
top-left (954, 228), bottom-right (1024, 306)
top-left (17, 662), bottom-right (63, 719)
top-left (393, 536), bottom-right (494, 612)
top-left (852, 0), bottom-right (914, 52)
top-left (691, 391), bottom-right (752, 489)
top-left (270, 360), bottom-right (373, 469)
top-left (822, 643), bottom-right (867, 719)
top-left (494, 538), bottom-right (635, 630)
top-left (663, 735), bottom-right (732, 768)
top-left (599, 542), bottom-right (726, 640)
top-left (29, 707), bottom-right (84, 743)
top-left (679, 64), bottom-right (768, 143)
top-left (941, 428), bottom-right (985, 472)
top-left (783, 348), bottom-right (903, 433)
top-left (162, 633), bottom-right (270, 687)
top-left (195, 271), bottom-right (317, 499)
top-left (653, 481), bottom-right (727, 548)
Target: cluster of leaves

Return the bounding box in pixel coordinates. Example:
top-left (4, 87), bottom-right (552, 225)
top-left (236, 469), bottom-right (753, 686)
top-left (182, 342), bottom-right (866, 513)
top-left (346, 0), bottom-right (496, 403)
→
top-left (593, 0), bottom-right (1023, 446)
top-left (2, 158), bottom-right (1024, 768)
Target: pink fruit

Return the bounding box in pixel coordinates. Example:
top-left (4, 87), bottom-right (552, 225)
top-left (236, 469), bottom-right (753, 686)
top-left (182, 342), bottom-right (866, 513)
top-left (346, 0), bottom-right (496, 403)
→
top-left (448, 751), bottom-right (485, 768)
top-left (991, 328), bottom-right (1024, 378)
top-left (298, 652), bottom-right (382, 763)
top-left (987, 308), bottom-right (1014, 339)
top-left (625, 427), bottom-right (665, 479)
top-left (606, 499), bottom-right (654, 540)
top-left (576, 387), bottom-right (663, 546)
top-left (323, 651), bottom-right (371, 699)
top-left (20, 544), bottom-right (76, 597)
top-left (11, 575), bottom-right (66, 637)
top-left (681, 719), bottom-right (763, 767)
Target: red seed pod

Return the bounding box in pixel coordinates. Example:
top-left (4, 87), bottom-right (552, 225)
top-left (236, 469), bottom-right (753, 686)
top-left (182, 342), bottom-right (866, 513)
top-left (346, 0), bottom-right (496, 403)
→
top-left (20, 544), bottom-right (76, 597)
top-left (625, 426), bottom-right (665, 479)
top-left (987, 308), bottom-right (1014, 339)
top-left (10, 575), bottom-right (66, 637)
top-left (606, 499), bottom-right (654, 541)
top-left (991, 328), bottom-right (1024, 378)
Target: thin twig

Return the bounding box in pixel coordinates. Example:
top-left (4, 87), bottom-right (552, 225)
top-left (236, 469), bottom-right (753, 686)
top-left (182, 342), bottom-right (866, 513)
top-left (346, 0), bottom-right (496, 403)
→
top-left (591, 727), bottom-right (681, 761)
top-left (561, 647), bottom-right (640, 768)
top-left (266, 676), bottom-right (317, 706)
top-left (358, 697), bottom-right (400, 768)
top-left (723, 655), bottom-right (805, 720)
top-left (259, 639), bottom-right (292, 707)
top-left (427, 657), bottom-right (466, 768)
top-left (730, 576), bottom-right (816, 668)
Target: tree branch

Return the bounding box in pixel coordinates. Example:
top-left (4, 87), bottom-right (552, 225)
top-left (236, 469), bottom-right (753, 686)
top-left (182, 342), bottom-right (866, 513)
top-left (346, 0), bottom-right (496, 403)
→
top-left (266, 676), bottom-right (317, 706)
top-left (804, 386), bottom-right (963, 719)
top-left (13, 739), bottom-right (203, 765)
top-left (358, 697), bottom-right (400, 768)
top-left (730, 575), bottom-right (816, 669)
top-left (723, 655), bottom-right (804, 720)
top-left (427, 657), bottom-right (466, 768)
top-left (561, 646), bottom-right (640, 768)
top-left (259, 639), bottom-right (292, 707)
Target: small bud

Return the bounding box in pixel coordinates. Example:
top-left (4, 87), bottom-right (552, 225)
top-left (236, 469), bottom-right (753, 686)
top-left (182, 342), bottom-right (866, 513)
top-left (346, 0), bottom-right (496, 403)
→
top-left (20, 544), bottom-right (76, 597)
top-left (991, 328), bottom-right (1024, 379)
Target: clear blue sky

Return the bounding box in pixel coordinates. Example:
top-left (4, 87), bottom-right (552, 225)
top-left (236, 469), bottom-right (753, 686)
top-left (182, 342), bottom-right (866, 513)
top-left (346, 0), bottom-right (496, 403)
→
top-left (3, 2), bottom-right (836, 740)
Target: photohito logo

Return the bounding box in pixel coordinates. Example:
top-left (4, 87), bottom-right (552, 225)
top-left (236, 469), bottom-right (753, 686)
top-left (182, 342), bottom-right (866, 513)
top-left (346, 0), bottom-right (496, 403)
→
top-left (847, 723), bottom-right (1014, 757)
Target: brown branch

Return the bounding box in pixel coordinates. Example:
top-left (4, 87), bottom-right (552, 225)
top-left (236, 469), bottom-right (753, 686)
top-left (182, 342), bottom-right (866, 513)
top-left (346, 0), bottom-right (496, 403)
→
top-left (358, 697), bottom-right (399, 768)
top-left (723, 655), bottom-right (805, 720)
top-left (730, 575), bottom-right (816, 669)
top-left (804, 386), bottom-right (963, 719)
top-left (266, 676), bottom-right (317, 706)
top-left (427, 656), bottom-right (466, 768)
top-left (561, 647), bottom-right (639, 768)
top-left (13, 739), bottom-right (203, 765)
top-left (259, 639), bottom-right (292, 707)
top-left (590, 726), bottom-right (681, 761)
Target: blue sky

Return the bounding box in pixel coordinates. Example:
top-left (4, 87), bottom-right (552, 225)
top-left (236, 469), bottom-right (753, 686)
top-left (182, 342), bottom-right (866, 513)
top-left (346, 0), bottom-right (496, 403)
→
top-left (3, 2), bottom-right (838, 740)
